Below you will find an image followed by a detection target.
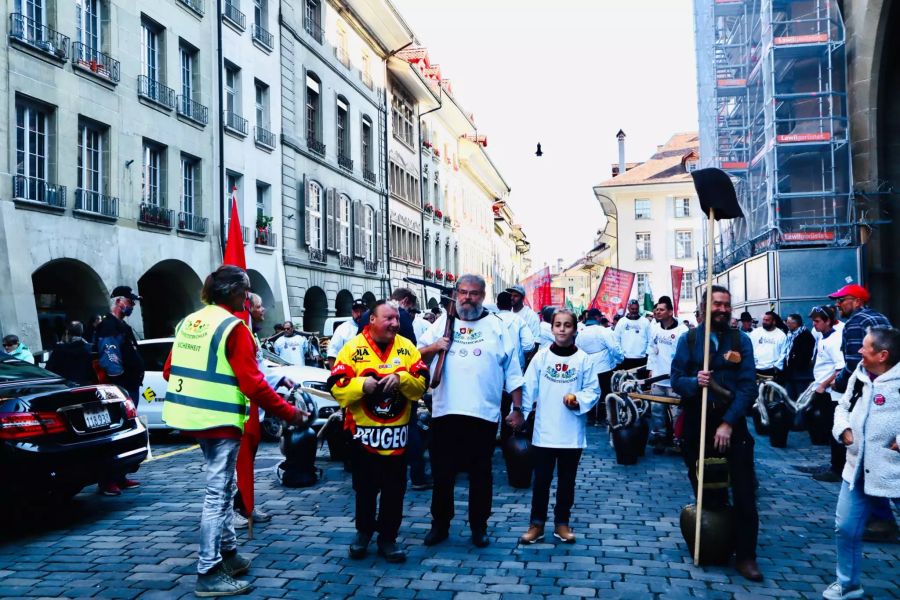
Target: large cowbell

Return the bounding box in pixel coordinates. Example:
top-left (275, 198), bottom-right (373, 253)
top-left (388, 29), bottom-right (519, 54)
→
top-left (277, 389), bottom-right (320, 488)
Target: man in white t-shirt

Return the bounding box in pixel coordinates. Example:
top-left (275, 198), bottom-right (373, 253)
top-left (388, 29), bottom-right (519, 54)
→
top-left (419, 274), bottom-right (524, 549)
top-left (807, 304), bottom-right (848, 482)
top-left (506, 284), bottom-right (541, 352)
top-left (272, 321), bottom-right (318, 366)
top-left (325, 299), bottom-right (367, 369)
top-left (614, 299), bottom-right (651, 370)
top-left (647, 296), bottom-right (689, 451)
top-left (748, 311), bottom-right (786, 376)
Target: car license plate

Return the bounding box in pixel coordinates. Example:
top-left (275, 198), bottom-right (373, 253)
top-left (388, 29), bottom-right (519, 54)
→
top-left (84, 406), bottom-right (111, 429)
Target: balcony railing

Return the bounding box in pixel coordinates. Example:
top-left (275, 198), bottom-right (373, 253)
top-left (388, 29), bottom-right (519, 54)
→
top-left (251, 23), bottom-right (274, 50)
top-left (13, 175), bottom-right (66, 209)
top-left (177, 211), bottom-right (208, 235)
top-left (177, 0), bottom-right (205, 16)
top-left (75, 189), bottom-right (118, 219)
top-left (307, 137), bottom-right (326, 156)
top-left (223, 0), bottom-right (246, 30)
top-left (303, 17), bottom-right (323, 43)
top-left (339, 254), bottom-right (354, 269)
top-left (364, 259), bottom-right (378, 274)
top-left (225, 222), bottom-right (250, 245)
top-left (363, 169), bottom-right (376, 185)
top-left (255, 228), bottom-right (276, 247)
top-left (8, 14), bottom-right (69, 60)
top-left (138, 202), bottom-right (174, 229)
top-left (254, 126), bottom-right (276, 149)
top-left (224, 111), bottom-right (249, 136)
top-left (309, 247), bottom-right (326, 264)
top-left (177, 95), bottom-right (209, 125)
top-left (137, 75), bottom-right (176, 110)
top-left (71, 43), bottom-right (120, 83)
top-left (338, 154), bottom-right (353, 172)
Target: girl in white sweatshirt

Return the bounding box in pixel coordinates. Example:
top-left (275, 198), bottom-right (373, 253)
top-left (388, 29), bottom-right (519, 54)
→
top-left (519, 309), bottom-right (601, 544)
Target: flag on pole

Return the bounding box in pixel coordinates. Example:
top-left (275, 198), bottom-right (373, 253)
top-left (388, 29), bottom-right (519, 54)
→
top-left (223, 188), bottom-right (247, 270)
top-left (671, 266), bottom-right (684, 316)
top-left (642, 281), bottom-right (654, 313)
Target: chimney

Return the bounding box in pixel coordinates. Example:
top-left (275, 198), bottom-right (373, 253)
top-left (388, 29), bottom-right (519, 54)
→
top-left (616, 129), bottom-right (626, 177)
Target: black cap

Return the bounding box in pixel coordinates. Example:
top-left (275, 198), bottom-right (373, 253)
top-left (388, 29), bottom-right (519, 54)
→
top-left (351, 299), bottom-right (367, 310)
top-left (111, 286), bottom-right (141, 302)
top-left (739, 311), bottom-right (753, 322)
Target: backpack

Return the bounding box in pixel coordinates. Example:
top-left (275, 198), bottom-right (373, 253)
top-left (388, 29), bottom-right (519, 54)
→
top-left (847, 378), bottom-right (865, 413)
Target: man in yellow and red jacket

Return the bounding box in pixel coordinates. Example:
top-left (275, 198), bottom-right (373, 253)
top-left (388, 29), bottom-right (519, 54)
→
top-left (328, 300), bottom-right (429, 563)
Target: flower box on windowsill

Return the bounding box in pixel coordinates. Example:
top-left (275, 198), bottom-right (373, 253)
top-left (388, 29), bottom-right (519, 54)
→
top-left (424, 269), bottom-right (434, 279)
top-left (435, 270), bottom-right (444, 280)
top-left (434, 209), bottom-right (443, 219)
top-left (445, 273), bottom-right (455, 283)
top-left (424, 204), bottom-right (433, 214)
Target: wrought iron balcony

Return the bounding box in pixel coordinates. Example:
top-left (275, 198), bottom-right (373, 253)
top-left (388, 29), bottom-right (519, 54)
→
top-left (254, 126), bottom-right (276, 149)
top-left (177, 211), bottom-right (208, 235)
top-left (177, 95), bottom-right (209, 125)
top-left (225, 222), bottom-right (250, 245)
top-left (177, 0), bottom-right (204, 16)
top-left (13, 175), bottom-right (66, 209)
top-left (224, 111), bottom-right (249, 136)
top-left (364, 259), bottom-right (378, 274)
top-left (338, 154), bottom-right (353, 172)
top-left (307, 137), bottom-right (326, 156)
top-left (138, 202), bottom-right (174, 229)
top-left (309, 247), bottom-right (327, 264)
top-left (72, 43), bottom-right (120, 83)
top-left (137, 75), bottom-right (175, 110)
top-left (223, 0), bottom-right (246, 30)
top-left (8, 14), bottom-right (69, 60)
top-left (303, 17), bottom-right (323, 43)
top-left (252, 23), bottom-right (274, 50)
top-left (339, 254), bottom-right (354, 269)
top-left (363, 169), bottom-right (376, 185)
top-left (255, 227), bottom-right (276, 247)
top-left (75, 189), bottom-right (118, 219)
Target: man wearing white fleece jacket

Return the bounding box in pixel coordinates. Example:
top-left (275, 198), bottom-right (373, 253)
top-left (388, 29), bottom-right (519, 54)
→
top-left (615, 299), bottom-right (650, 370)
top-left (748, 311), bottom-right (786, 375)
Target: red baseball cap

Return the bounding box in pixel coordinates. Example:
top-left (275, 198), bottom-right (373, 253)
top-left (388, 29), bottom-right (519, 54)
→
top-left (827, 284), bottom-right (869, 303)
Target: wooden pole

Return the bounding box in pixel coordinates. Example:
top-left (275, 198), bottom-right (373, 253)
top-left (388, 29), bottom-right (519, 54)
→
top-left (693, 207), bottom-right (716, 566)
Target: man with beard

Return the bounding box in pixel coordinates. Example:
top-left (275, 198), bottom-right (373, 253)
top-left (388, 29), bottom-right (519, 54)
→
top-left (748, 311), bottom-right (786, 378)
top-left (670, 285), bottom-right (762, 582)
top-left (419, 274), bottom-right (525, 548)
top-left (647, 296), bottom-right (689, 452)
top-left (615, 298), bottom-right (651, 371)
top-left (781, 313), bottom-right (815, 401)
top-left (328, 301), bottom-right (430, 562)
top-left (273, 320), bottom-right (318, 366)
top-left (506, 284), bottom-right (541, 352)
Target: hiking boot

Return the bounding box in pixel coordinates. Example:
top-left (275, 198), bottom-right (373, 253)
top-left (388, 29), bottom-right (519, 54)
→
top-left (195, 564), bottom-right (252, 597)
top-left (220, 552), bottom-right (251, 578)
top-left (348, 532), bottom-right (372, 559)
top-left (812, 469), bottom-right (843, 483)
top-left (822, 581), bottom-right (864, 600)
top-left (99, 483), bottom-right (122, 497)
top-left (554, 524), bottom-right (576, 543)
top-left (377, 540), bottom-right (407, 563)
top-left (424, 526), bottom-right (449, 546)
top-left (519, 524), bottom-right (544, 544)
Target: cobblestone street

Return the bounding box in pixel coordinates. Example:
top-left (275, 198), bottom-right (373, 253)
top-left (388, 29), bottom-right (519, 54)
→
top-left (1, 426), bottom-right (898, 599)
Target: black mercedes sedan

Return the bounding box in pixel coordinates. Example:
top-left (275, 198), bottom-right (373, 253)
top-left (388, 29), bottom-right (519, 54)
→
top-left (0, 358), bottom-right (149, 503)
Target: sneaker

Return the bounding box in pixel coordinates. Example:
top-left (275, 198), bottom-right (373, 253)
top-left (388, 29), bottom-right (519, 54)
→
top-left (233, 512), bottom-right (248, 529)
top-left (99, 483), bottom-right (122, 497)
top-left (411, 478), bottom-right (434, 491)
top-left (553, 524), bottom-right (576, 543)
top-left (812, 469), bottom-right (843, 483)
top-left (519, 524), bottom-right (544, 544)
top-left (822, 581), bottom-right (864, 600)
top-left (119, 478), bottom-right (140, 490)
top-left (220, 552), bottom-right (251, 578)
top-left (250, 508), bottom-right (271, 523)
top-left (195, 564), bottom-right (252, 597)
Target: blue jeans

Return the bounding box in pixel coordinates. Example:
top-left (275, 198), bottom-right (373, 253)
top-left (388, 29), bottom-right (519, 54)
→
top-left (834, 475), bottom-right (900, 588)
top-left (197, 438), bottom-right (240, 574)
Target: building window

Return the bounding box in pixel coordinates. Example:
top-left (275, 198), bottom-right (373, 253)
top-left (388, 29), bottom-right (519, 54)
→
top-left (255, 80), bottom-right (268, 127)
top-left (337, 97), bottom-right (349, 158)
top-left (675, 197), bottom-right (691, 218)
top-left (76, 0), bottom-right (102, 51)
top-left (226, 171), bottom-right (241, 211)
top-left (681, 271), bottom-right (696, 301)
top-left (306, 74), bottom-right (320, 142)
top-left (636, 273), bottom-right (651, 298)
top-left (142, 141), bottom-right (165, 206)
top-left (391, 89), bottom-right (414, 147)
top-left (141, 19), bottom-right (162, 82)
top-left (686, 160), bottom-right (698, 173)
top-left (365, 205), bottom-right (375, 260)
top-left (304, 0), bottom-right (322, 42)
top-left (15, 101), bottom-right (50, 187)
top-left (180, 43), bottom-right (197, 100)
top-left (77, 119), bottom-right (104, 194)
top-left (181, 156), bottom-right (199, 215)
top-left (635, 232), bottom-right (651, 260)
top-left (306, 180), bottom-right (323, 250)
top-left (634, 198), bottom-right (651, 220)
top-left (254, 0), bottom-right (266, 28)
top-left (225, 64), bottom-right (239, 115)
top-left (339, 194), bottom-right (351, 256)
top-left (676, 230), bottom-right (693, 259)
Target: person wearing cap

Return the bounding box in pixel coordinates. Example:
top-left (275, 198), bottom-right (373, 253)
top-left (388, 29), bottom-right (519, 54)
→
top-left (576, 308), bottom-right (623, 424)
top-left (614, 298), bottom-right (651, 371)
top-left (1, 334), bottom-right (34, 364)
top-left (506, 284), bottom-right (541, 351)
top-left (95, 285), bottom-right (146, 496)
top-left (738, 311), bottom-right (754, 333)
top-left (326, 299), bottom-right (369, 370)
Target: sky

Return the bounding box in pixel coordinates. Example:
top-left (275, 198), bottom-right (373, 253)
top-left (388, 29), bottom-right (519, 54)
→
top-left (392, 0), bottom-right (700, 272)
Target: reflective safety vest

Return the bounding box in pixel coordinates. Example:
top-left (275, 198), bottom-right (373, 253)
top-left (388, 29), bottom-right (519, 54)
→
top-left (162, 304), bottom-right (250, 431)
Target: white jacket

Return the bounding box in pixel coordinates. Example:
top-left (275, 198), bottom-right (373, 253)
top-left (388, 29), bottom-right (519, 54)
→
top-left (832, 361), bottom-right (900, 498)
top-left (615, 315), bottom-right (650, 359)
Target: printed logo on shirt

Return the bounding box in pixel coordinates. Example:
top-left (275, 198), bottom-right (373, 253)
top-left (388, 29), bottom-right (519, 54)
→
top-left (544, 362), bottom-right (578, 384)
top-left (353, 424), bottom-right (408, 450)
top-left (181, 320), bottom-right (211, 339)
top-left (454, 327), bottom-right (484, 345)
top-left (363, 389), bottom-right (407, 421)
top-left (757, 337), bottom-right (780, 345)
top-left (397, 347), bottom-right (411, 356)
top-left (352, 347), bottom-right (371, 362)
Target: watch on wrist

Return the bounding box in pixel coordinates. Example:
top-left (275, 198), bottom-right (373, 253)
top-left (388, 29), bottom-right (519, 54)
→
top-left (511, 406), bottom-right (523, 413)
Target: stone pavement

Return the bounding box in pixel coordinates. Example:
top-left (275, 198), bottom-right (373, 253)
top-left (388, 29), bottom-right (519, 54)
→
top-left (1, 425), bottom-right (898, 600)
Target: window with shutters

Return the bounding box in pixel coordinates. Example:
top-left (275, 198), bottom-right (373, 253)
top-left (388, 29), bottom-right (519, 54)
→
top-left (365, 205), bottom-right (375, 261)
top-left (339, 194), bottom-right (351, 257)
top-left (306, 180), bottom-right (323, 250)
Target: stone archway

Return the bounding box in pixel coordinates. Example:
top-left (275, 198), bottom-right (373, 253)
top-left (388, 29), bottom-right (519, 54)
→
top-left (362, 291), bottom-right (377, 310)
top-left (335, 290), bottom-right (354, 317)
top-left (248, 269), bottom-right (282, 336)
top-left (303, 286), bottom-right (328, 333)
top-left (31, 259), bottom-right (109, 349)
top-left (138, 260), bottom-right (203, 339)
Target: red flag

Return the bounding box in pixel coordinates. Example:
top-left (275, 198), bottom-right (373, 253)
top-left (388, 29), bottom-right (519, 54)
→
top-left (588, 267), bottom-right (635, 318)
top-left (224, 189), bottom-right (259, 528)
top-left (522, 267), bottom-right (552, 311)
top-left (671, 266), bottom-right (685, 316)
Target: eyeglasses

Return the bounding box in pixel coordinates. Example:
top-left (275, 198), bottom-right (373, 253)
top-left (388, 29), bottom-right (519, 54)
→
top-left (833, 296), bottom-right (853, 304)
top-left (2, 343), bottom-right (15, 348)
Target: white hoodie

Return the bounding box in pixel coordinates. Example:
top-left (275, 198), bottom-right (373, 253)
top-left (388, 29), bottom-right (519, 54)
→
top-left (615, 315), bottom-right (651, 359)
top-left (647, 320), bottom-right (690, 376)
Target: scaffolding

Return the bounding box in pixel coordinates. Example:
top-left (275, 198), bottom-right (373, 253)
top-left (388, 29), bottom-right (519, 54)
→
top-left (695, 0), bottom-right (855, 277)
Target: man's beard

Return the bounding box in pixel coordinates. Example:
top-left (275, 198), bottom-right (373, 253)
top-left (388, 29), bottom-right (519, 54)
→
top-left (711, 311), bottom-right (732, 330)
top-left (763, 324), bottom-right (774, 331)
top-left (456, 300), bottom-right (483, 320)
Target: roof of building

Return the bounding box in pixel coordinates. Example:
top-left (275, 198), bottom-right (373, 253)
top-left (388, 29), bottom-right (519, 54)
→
top-left (595, 132), bottom-right (700, 187)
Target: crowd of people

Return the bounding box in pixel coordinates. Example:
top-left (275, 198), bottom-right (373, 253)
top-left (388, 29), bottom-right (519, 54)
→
top-left (3, 266), bottom-right (897, 600)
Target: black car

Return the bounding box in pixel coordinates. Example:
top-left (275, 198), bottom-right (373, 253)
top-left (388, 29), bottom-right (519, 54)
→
top-left (0, 358), bottom-right (149, 503)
